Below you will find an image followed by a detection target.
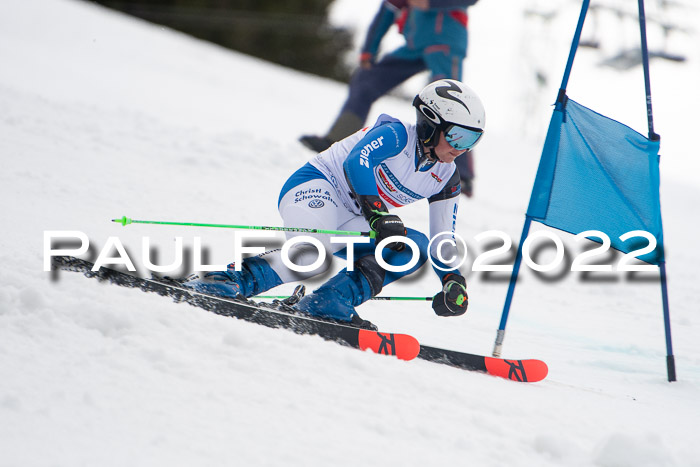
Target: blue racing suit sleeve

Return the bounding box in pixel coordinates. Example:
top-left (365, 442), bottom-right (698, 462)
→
top-left (342, 122), bottom-right (408, 219)
top-left (361, 3), bottom-right (398, 59)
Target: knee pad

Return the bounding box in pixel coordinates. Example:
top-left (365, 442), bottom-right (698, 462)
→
top-left (355, 255), bottom-right (386, 297)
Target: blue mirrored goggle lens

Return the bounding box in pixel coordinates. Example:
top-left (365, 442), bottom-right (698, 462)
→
top-left (444, 125), bottom-right (483, 151)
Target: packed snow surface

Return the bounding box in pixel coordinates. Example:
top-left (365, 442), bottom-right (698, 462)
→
top-left (1, 0), bottom-right (699, 465)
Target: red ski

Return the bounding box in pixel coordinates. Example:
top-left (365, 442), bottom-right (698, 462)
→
top-left (418, 345), bottom-right (548, 382)
top-left (357, 330), bottom-right (420, 361)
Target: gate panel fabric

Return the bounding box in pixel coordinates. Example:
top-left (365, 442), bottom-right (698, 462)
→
top-left (526, 98), bottom-right (663, 264)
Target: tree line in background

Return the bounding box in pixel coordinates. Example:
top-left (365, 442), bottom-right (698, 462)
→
top-left (89, 0), bottom-right (354, 82)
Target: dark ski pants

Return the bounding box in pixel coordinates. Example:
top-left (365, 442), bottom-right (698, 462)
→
top-left (340, 47), bottom-right (464, 121)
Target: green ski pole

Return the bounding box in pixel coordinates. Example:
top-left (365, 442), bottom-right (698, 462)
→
top-left (112, 216), bottom-right (375, 238)
top-left (256, 295), bottom-right (432, 301)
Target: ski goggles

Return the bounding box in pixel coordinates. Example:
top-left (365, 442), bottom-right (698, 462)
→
top-left (444, 124), bottom-right (483, 151)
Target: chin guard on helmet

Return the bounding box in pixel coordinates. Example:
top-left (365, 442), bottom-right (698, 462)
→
top-left (414, 136), bottom-right (438, 172)
top-left (413, 94), bottom-right (441, 148)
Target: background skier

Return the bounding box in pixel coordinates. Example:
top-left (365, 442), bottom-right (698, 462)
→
top-left (300, 0), bottom-right (480, 196)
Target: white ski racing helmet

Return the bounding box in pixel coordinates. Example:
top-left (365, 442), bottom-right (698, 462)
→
top-left (413, 79), bottom-right (486, 151)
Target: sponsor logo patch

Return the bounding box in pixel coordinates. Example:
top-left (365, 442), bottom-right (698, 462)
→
top-left (377, 169), bottom-right (397, 192)
top-left (359, 136), bottom-right (385, 168)
top-left (294, 188), bottom-right (338, 208)
top-left (308, 199), bottom-right (325, 208)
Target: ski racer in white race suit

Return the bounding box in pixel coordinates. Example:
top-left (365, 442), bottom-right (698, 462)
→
top-left (183, 79), bottom-right (486, 329)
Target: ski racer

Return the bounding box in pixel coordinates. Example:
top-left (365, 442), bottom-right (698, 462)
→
top-left (182, 79), bottom-right (486, 328)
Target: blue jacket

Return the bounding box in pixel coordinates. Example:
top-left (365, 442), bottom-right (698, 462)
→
top-left (361, 0), bottom-right (478, 61)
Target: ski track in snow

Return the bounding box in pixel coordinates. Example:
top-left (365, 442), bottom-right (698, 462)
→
top-left (1, 0), bottom-right (699, 465)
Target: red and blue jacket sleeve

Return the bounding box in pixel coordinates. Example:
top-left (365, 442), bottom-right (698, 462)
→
top-left (360, 2), bottom-right (399, 62)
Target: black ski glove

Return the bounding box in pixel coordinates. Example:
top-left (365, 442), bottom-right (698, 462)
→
top-left (432, 273), bottom-right (468, 317)
top-left (369, 213), bottom-right (407, 252)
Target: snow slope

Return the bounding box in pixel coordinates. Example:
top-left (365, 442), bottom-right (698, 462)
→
top-left (1, 0), bottom-right (699, 465)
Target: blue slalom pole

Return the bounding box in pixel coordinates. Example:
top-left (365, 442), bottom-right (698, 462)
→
top-left (559, 0), bottom-right (590, 93)
top-left (637, 0), bottom-right (675, 381)
top-left (492, 217), bottom-right (532, 357)
top-left (637, 0), bottom-right (659, 142)
top-left (492, 0), bottom-right (589, 357)
top-left (659, 262), bottom-right (676, 381)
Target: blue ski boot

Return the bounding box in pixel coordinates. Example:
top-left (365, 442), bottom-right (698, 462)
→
top-left (181, 257), bottom-right (282, 299)
top-left (295, 257), bottom-right (383, 329)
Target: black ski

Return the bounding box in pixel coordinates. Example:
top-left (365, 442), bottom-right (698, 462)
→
top-left (52, 256), bottom-right (547, 381)
top-left (52, 256), bottom-right (420, 361)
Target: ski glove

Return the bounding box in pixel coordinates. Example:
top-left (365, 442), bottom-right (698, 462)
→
top-left (369, 213), bottom-right (407, 252)
top-left (432, 273), bottom-right (468, 317)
